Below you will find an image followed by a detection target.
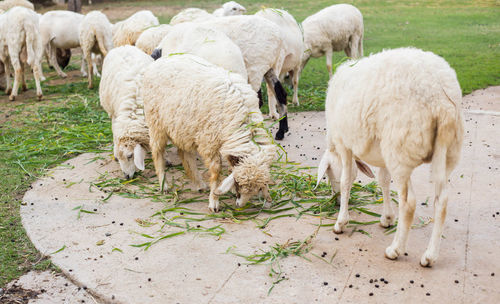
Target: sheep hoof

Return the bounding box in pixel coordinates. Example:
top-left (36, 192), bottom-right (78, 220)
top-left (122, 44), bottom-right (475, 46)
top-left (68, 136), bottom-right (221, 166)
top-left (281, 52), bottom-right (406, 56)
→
top-left (420, 251), bottom-right (436, 267)
top-left (275, 130), bottom-right (285, 140)
top-left (385, 246), bottom-right (400, 260)
top-left (37, 94), bottom-right (43, 101)
top-left (379, 214), bottom-right (395, 228)
top-left (22, 85), bottom-right (27, 92)
top-left (8, 95), bottom-right (15, 101)
top-left (60, 73), bottom-right (68, 78)
top-left (209, 206), bottom-right (219, 213)
top-left (333, 223), bottom-right (344, 234)
top-left (6, 88), bottom-right (12, 95)
top-left (88, 84), bottom-right (93, 89)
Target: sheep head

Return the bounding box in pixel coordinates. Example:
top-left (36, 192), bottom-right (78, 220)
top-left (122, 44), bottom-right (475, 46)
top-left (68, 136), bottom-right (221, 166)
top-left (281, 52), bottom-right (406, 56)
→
top-left (216, 154), bottom-right (272, 207)
top-left (223, 1), bottom-right (246, 16)
top-left (116, 137), bottom-right (146, 179)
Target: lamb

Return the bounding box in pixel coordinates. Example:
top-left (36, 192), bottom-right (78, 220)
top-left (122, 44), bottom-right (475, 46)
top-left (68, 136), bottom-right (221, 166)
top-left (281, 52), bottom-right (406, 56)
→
top-left (135, 24), bottom-right (171, 55)
top-left (0, 6), bottom-right (43, 101)
top-left (152, 23), bottom-right (247, 80)
top-left (0, 0), bottom-right (34, 11)
top-left (112, 10), bottom-right (159, 47)
top-left (79, 10), bottom-right (113, 89)
top-left (197, 15), bottom-right (289, 140)
top-left (255, 8), bottom-right (304, 106)
top-left (99, 45), bottom-right (153, 179)
top-left (316, 47), bottom-right (464, 267)
top-left (213, 1), bottom-right (246, 17)
top-left (169, 8), bottom-right (215, 25)
top-left (142, 54), bottom-right (276, 212)
top-left (301, 4), bottom-right (364, 78)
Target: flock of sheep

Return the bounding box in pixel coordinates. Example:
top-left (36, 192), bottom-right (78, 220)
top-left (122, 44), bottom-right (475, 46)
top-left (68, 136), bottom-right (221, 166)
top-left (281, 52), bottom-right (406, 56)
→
top-left (0, 0), bottom-right (465, 268)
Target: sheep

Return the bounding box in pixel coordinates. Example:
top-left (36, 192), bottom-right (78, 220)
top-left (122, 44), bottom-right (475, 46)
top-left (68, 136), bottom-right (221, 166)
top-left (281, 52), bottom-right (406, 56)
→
top-left (0, 0), bottom-right (34, 11)
top-left (213, 1), bottom-right (246, 17)
top-left (0, 6), bottom-right (43, 101)
top-left (255, 8), bottom-right (304, 106)
top-left (301, 4), bottom-right (364, 78)
top-left (316, 47), bottom-right (464, 267)
top-left (169, 8), bottom-right (215, 25)
top-left (152, 23), bottom-right (247, 81)
top-left (79, 10), bottom-right (113, 89)
top-left (196, 15), bottom-right (290, 140)
top-left (112, 10), bottom-right (159, 47)
top-left (135, 24), bottom-right (171, 55)
top-left (39, 10), bottom-right (88, 78)
top-left (142, 54), bottom-right (276, 212)
top-left (99, 45), bottom-right (154, 179)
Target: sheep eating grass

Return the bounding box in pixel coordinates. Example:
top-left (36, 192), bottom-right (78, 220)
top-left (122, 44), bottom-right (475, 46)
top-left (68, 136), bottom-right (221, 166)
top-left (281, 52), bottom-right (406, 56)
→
top-left (317, 47), bottom-right (464, 267)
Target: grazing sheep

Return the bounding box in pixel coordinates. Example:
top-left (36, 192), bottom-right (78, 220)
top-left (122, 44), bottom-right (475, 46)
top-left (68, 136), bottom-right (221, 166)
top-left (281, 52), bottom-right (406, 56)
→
top-left (301, 4), bottom-right (364, 78)
top-left (99, 45), bottom-right (153, 179)
top-left (79, 10), bottom-right (113, 89)
top-left (40, 10), bottom-right (87, 78)
top-left (256, 8), bottom-right (304, 106)
top-left (135, 24), bottom-right (171, 55)
top-left (0, 6), bottom-right (43, 101)
top-left (153, 23), bottom-right (247, 80)
top-left (142, 54), bottom-right (276, 212)
top-left (0, 0), bottom-right (34, 11)
top-left (198, 15), bottom-right (289, 140)
top-left (169, 8), bottom-right (215, 25)
top-left (316, 47), bottom-right (464, 267)
top-left (213, 1), bottom-right (246, 17)
top-left (112, 10), bottom-right (159, 47)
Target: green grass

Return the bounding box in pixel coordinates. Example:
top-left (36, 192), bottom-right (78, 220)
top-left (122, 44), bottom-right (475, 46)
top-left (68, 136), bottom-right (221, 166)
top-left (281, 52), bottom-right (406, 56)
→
top-left (1, 0), bottom-right (499, 288)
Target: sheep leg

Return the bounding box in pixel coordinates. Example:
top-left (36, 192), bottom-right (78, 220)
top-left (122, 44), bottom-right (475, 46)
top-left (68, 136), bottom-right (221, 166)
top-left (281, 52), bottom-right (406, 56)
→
top-left (49, 43), bottom-right (67, 78)
top-left (80, 50), bottom-right (88, 77)
top-left (91, 54), bottom-right (101, 77)
top-left (325, 48), bottom-right (333, 78)
top-left (333, 150), bottom-right (353, 234)
top-left (379, 167), bottom-right (395, 227)
top-left (32, 61), bottom-right (43, 100)
top-left (264, 80), bottom-right (280, 120)
top-left (9, 56), bottom-right (22, 101)
top-left (20, 61), bottom-right (26, 92)
top-left (3, 58), bottom-right (12, 95)
top-left (385, 177), bottom-right (416, 260)
top-left (178, 149), bottom-right (207, 191)
top-left (290, 68), bottom-right (300, 106)
top-left (421, 145), bottom-right (450, 267)
top-left (150, 130), bottom-right (168, 192)
top-left (85, 51), bottom-right (93, 89)
top-left (207, 157), bottom-right (222, 212)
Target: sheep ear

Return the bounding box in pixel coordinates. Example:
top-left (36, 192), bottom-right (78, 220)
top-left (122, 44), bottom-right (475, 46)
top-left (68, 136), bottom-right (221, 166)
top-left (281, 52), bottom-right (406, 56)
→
top-left (215, 173), bottom-right (235, 195)
top-left (315, 151), bottom-right (331, 189)
top-left (134, 144), bottom-right (146, 171)
top-left (355, 160), bottom-right (374, 178)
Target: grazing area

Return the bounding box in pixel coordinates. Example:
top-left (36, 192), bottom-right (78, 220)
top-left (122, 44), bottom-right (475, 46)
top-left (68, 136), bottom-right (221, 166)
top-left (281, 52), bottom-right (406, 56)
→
top-left (0, 0), bottom-right (498, 302)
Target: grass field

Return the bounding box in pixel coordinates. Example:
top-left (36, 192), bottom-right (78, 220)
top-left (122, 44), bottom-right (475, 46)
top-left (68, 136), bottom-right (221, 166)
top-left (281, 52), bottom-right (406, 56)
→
top-left (0, 0), bottom-right (499, 287)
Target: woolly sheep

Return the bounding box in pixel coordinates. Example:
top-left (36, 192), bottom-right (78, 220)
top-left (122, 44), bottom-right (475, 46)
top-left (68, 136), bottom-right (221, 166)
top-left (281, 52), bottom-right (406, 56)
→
top-left (79, 10), bottom-right (113, 89)
top-left (301, 4), bottom-right (364, 78)
top-left (135, 24), bottom-right (171, 55)
top-left (99, 45), bottom-right (154, 179)
top-left (142, 54), bottom-right (276, 212)
top-left (169, 8), bottom-right (215, 25)
top-left (153, 23), bottom-right (247, 80)
top-left (213, 1), bottom-right (246, 17)
top-left (112, 10), bottom-right (159, 47)
top-left (316, 47), bottom-right (464, 267)
top-left (197, 15), bottom-right (290, 140)
top-left (0, 6), bottom-right (43, 100)
top-left (0, 0), bottom-right (34, 11)
top-left (255, 8), bottom-right (304, 106)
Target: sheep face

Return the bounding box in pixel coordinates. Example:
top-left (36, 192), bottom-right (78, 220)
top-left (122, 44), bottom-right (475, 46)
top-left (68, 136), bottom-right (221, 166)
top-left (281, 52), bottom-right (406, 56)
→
top-left (223, 1), bottom-right (246, 15)
top-left (116, 138), bottom-right (146, 179)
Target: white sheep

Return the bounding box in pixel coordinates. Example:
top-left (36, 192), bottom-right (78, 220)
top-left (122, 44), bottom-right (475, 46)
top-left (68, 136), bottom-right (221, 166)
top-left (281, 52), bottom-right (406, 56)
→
top-left (169, 8), bottom-right (215, 25)
top-left (135, 24), bottom-right (171, 55)
top-left (197, 15), bottom-right (290, 140)
top-left (301, 4), bottom-right (364, 78)
top-left (79, 10), bottom-right (113, 89)
top-left (213, 1), bottom-right (246, 17)
top-left (112, 10), bottom-right (159, 47)
top-left (316, 47), bottom-right (464, 267)
top-left (142, 54), bottom-right (276, 212)
top-left (0, 0), bottom-right (34, 11)
top-left (255, 8), bottom-right (304, 106)
top-left (99, 45), bottom-right (153, 179)
top-left (153, 23), bottom-right (247, 80)
top-left (0, 6), bottom-right (43, 100)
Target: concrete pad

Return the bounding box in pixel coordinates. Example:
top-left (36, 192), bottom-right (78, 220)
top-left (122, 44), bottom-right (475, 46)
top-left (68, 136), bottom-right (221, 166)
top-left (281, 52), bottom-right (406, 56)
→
top-left (21, 87), bottom-right (500, 303)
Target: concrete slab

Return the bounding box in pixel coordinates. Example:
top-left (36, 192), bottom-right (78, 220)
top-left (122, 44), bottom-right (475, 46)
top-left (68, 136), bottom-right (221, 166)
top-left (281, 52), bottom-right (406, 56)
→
top-left (21, 87), bottom-right (500, 303)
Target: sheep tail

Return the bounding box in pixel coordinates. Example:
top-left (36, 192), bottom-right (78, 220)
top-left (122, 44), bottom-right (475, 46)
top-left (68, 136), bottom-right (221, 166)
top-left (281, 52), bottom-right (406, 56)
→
top-left (264, 69), bottom-right (288, 140)
top-left (24, 22), bottom-right (37, 66)
top-left (95, 29), bottom-right (108, 57)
